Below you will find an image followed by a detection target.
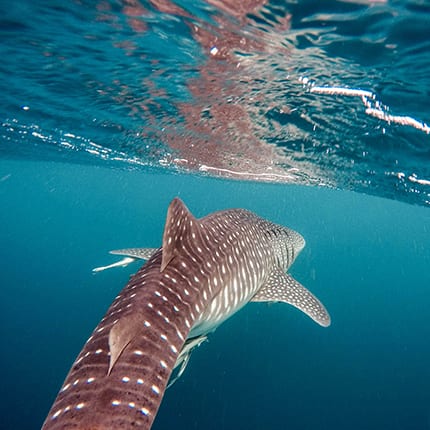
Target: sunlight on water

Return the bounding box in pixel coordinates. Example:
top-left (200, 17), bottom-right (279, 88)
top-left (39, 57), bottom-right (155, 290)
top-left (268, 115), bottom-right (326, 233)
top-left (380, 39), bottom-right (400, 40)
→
top-left (1, 0), bottom-right (430, 205)
top-left (309, 83), bottom-right (430, 134)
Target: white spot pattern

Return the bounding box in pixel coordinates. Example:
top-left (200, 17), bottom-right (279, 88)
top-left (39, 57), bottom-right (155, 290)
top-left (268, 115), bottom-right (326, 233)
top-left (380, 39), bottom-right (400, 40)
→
top-left (43, 199), bottom-right (329, 430)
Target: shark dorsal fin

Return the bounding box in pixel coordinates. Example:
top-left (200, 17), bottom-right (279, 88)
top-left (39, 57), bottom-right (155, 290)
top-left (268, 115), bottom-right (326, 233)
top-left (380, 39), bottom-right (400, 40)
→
top-left (108, 314), bottom-right (143, 375)
top-left (161, 198), bottom-right (202, 272)
top-left (252, 266), bottom-right (331, 327)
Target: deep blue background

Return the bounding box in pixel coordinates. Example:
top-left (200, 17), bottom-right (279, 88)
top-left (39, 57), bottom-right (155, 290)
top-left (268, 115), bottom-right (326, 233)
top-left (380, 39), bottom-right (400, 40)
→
top-left (0, 159), bottom-right (429, 429)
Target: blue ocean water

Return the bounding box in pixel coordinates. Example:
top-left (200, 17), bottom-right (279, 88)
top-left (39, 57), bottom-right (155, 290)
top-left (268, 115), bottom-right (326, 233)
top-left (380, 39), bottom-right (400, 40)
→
top-left (1, 160), bottom-right (429, 429)
top-left (1, 1), bottom-right (430, 429)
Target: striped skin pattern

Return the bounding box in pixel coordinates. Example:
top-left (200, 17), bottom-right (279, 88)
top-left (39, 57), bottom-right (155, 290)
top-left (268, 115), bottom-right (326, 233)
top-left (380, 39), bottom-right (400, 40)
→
top-left (42, 198), bottom-right (330, 430)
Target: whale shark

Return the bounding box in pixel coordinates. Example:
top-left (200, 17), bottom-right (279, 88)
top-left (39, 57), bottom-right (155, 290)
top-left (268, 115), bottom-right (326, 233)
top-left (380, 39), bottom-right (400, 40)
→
top-left (42, 197), bottom-right (330, 430)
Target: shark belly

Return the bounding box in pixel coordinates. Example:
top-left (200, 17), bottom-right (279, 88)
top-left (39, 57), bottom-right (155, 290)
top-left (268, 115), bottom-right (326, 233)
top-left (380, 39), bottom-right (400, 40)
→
top-left (189, 264), bottom-right (270, 338)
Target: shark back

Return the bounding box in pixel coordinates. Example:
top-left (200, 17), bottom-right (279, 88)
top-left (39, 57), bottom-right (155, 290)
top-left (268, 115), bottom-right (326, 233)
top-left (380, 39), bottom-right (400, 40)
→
top-left (42, 198), bottom-right (330, 430)
top-left (42, 198), bottom-right (221, 429)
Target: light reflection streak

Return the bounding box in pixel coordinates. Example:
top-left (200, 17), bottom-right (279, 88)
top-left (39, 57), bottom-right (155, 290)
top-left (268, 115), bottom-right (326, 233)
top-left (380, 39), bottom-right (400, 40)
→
top-left (310, 85), bottom-right (430, 134)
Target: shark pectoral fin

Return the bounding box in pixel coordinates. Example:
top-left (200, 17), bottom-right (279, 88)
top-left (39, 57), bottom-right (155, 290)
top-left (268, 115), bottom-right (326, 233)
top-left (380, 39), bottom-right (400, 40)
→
top-left (252, 267), bottom-right (331, 327)
top-left (92, 257), bottom-right (136, 273)
top-left (92, 248), bottom-right (159, 273)
top-left (108, 314), bottom-right (143, 375)
top-left (110, 248), bottom-right (159, 261)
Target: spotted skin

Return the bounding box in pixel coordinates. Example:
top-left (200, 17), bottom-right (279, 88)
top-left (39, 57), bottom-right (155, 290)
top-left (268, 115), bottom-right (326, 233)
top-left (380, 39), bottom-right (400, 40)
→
top-left (42, 198), bottom-right (330, 430)
top-left (110, 247), bottom-right (158, 260)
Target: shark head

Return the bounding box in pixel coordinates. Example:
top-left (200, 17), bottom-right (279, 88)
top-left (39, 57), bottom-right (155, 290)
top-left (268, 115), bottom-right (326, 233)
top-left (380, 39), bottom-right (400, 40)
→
top-left (266, 223), bottom-right (306, 270)
top-left (290, 229), bottom-right (306, 254)
top-left (43, 198), bottom-right (330, 430)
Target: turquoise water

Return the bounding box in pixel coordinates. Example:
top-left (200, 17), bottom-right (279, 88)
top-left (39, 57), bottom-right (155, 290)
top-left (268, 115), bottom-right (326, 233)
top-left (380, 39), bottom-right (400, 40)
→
top-left (1, 0), bottom-right (430, 429)
top-left (1, 160), bottom-right (429, 429)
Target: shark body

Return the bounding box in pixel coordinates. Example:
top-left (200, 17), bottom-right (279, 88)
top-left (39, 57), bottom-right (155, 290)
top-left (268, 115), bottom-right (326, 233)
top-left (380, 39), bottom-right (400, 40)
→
top-left (42, 198), bottom-right (330, 430)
